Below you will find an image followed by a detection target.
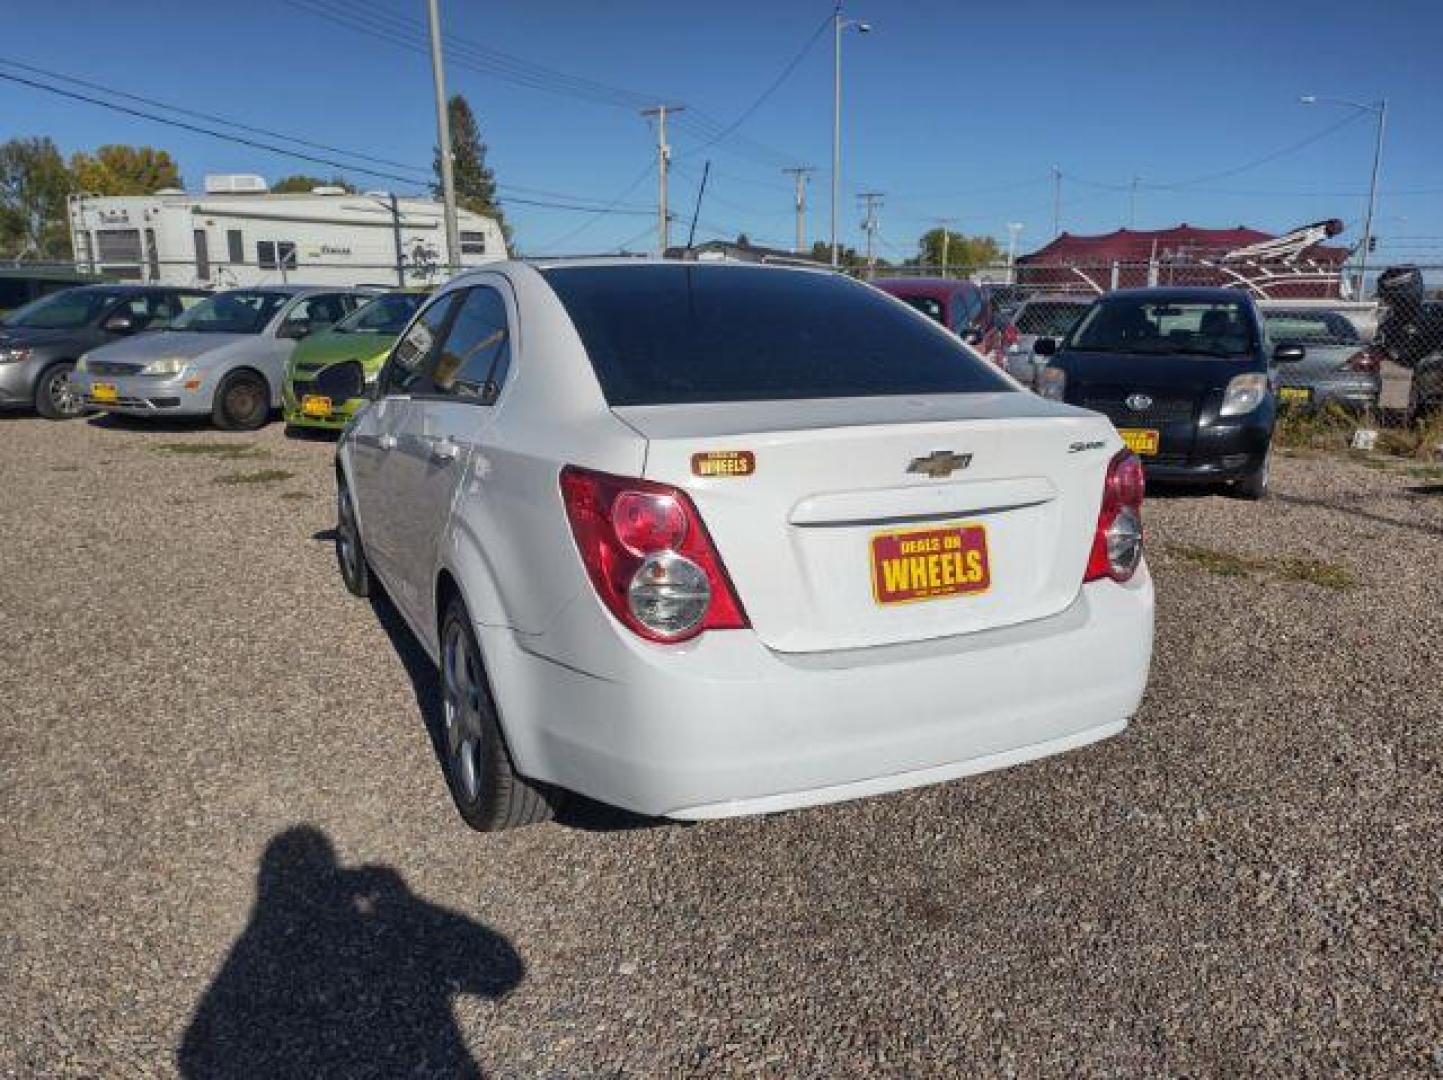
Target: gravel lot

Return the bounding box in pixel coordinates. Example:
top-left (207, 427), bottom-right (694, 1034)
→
top-left (2, 413), bottom-right (1440, 1077)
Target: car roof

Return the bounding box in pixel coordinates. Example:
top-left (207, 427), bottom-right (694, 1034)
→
top-left (62, 283), bottom-right (209, 295)
top-left (1102, 286), bottom-right (1255, 303)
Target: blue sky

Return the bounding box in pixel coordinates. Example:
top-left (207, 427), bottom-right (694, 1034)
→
top-left (5, 0), bottom-right (1442, 262)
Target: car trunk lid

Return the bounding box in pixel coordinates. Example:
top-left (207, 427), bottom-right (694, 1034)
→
top-left (613, 395), bottom-right (1116, 653)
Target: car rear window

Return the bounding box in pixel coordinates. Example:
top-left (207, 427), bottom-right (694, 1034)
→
top-left (542, 265), bottom-right (1013, 406)
top-left (1263, 310), bottom-right (1361, 346)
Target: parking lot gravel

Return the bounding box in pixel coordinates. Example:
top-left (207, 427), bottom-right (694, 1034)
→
top-left (2, 413), bottom-right (1440, 1077)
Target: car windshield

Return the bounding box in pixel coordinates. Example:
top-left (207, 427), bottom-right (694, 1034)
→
top-left (169, 290), bottom-right (289, 334)
top-left (1, 289), bottom-right (125, 329)
top-left (1068, 297), bottom-right (1256, 358)
top-left (335, 292), bottom-right (426, 334)
top-left (543, 265), bottom-right (1014, 406)
top-left (1014, 300), bottom-right (1092, 337)
top-left (1263, 310), bottom-right (1361, 347)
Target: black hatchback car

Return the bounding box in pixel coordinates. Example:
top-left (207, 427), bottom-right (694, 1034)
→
top-left (0, 284), bottom-right (208, 418)
top-left (1035, 288), bottom-right (1304, 499)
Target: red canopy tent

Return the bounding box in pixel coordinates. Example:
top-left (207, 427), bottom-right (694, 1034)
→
top-left (1017, 222), bottom-right (1351, 299)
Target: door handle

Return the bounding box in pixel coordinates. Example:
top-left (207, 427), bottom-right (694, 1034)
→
top-left (378, 434), bottom-right (397, 451)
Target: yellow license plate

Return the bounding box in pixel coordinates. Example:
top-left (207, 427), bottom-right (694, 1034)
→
top-left (301, 394), bottom-right (332, 417)
top-left (1118, 428), bottom-right (1160, 456)
top-left (871, 523), bottom-right (991, 606)
top-left (91, 382), bottom-right (118, 403)
top-left (1279, 386), bottom-right (1311, 404)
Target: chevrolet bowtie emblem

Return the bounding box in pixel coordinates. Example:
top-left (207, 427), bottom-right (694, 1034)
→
top-left (907, 450), bottom-right (972, 478)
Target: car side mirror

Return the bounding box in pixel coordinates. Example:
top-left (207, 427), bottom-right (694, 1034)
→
top-left (278, 320), bottom-right (310, 340)
top-left (103, 313), bottom-right (135, 334)
top-left (1034, 336), bottom-right (1058, 357)
top-left (1273, 341), bottom-right (1306, 364)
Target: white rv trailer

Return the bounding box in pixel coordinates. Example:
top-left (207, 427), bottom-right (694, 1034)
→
top-left (67, 174), bottom-right (507, 288)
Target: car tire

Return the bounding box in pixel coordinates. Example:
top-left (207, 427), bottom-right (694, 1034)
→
top-left (335, 474), bottom-right (371, 598)
top-left (33, 361), bottom-right (86, 420)
top-left (212, 370), bottom-right (271, 431)
top-left (1232, 446), bottom-right (1271, 501)
top-left (438, 593), bottom-right (559, 832)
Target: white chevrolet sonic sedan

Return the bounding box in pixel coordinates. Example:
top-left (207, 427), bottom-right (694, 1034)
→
top-left (335, 260), bottom-right (1154, 830)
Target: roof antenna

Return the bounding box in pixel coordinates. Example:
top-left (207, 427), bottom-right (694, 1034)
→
top-left (686, 160), bottom-right (711, 249)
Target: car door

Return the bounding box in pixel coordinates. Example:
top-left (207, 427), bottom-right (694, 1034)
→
top-left (349, 290), bottom-right (464, 597)
top-left (383, 282), bottom-right (516, 635)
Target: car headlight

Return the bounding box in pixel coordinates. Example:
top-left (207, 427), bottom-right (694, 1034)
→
top-left (1220, 372), bottom-right (1269, 417)
top-left (140, 357), bottom-right (189, 377)
top-left (1038, 366), bottom-right (1067, 401)
top-left (0, 345), bottom-right (31, 364)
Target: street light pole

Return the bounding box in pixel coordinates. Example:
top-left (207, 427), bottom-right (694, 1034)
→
top-left (831, 7), bottom-right (870, 268)
top-left (1300, 94), bottom-right (1387, 298)
top-left (426, 0), bottom-right (461, 274)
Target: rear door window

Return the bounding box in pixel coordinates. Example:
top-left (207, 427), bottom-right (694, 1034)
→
top-left (543, 265), bottom-right (1013, 406)
top-left (382, 292), bottom-right (462, 395)
top-left (426, 286), bottom-right (511, 404)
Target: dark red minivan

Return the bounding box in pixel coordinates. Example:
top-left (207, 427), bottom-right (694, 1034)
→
top-left (871, 278), bottom-right (1011, 365)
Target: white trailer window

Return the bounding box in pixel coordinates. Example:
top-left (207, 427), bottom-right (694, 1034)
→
top-left (460, 230), bottom-right (487, 255)
top-left (257, 240), bottom-right (297, 271)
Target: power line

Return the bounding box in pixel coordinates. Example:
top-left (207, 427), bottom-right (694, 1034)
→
top-left (283, 0), bottom-right (800, 172)
top-left (0, 55), bottom-right (427, 176)
top-left (0, 64), bottom-right (657, 217)
top-left (530, 161), bottom-right (656, 254)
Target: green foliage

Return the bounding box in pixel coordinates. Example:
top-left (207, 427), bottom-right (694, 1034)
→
top-left (808, 240), bottom-right (868, 270)
top-left (69, 145), bottom-right (181, 195)
top-left (913, 228), bottom-right (1001, 271)
top-left (0, 137), bottom-right (72, 259)
top-left (435, 95), bottom-right (509, 241)
top-left (271, 174), bottom-right (357, 194)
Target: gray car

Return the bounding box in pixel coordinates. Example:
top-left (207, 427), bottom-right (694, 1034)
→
top-left (1000, 295), bottom-right (1094, 388)
top-left (1260, 307), bottom-right (1381, 411)
top-left (71, 286), bottom-right (371, 430)
top-left (0, 285), bottom-right (207, 418)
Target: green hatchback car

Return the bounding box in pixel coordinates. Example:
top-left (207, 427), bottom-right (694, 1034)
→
top-left (282, 289), bottom-right (430, 431)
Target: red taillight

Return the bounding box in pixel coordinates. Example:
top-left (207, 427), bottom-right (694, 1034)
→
top-left (559, 466), bottom-right (748, 642)
top-left (1084, 450), bottom-right (1146, 584)
top-left (1346, 347), bottom-right (1381, 373)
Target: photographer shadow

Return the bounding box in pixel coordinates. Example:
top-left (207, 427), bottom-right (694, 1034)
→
top-left (177, 827), bottom-right (521, 1079)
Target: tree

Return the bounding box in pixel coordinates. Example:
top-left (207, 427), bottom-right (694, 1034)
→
top-left (913, 228), bottom-right (1002, 273)
top-left (434, 94), bottom-right (509, 240)
top-left (69, 145), bottom-right (181, 195)
top-left (809, 240), bottom-right (868, 271)
top-left (271, 174), bottom-right (357, 194)
top-left (0, 137), bottom-right (72, 259)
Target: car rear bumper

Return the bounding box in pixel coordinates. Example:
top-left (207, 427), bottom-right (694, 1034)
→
top-left (1278, 375), bottom-right (1381, 411)
top-left (481, 569), bottom-right (1154, 819)
top-left (70, 370), bottom-right (211, 416)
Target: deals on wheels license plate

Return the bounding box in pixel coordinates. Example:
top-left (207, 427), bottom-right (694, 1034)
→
top-left (301, 394), bottom-right (332, 418)
top-left (1118, 428), bottom-right (1160, 456)
top-left (871, 523), bottom-right (991, 606)
top-left (91, 382), bottom-right (118, 403)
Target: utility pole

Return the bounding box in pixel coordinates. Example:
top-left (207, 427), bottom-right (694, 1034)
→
top-left (642, 105), bottom-right (684, 255)
top-left (1051, 165), bottom-right (1062, 238)
top-left (783, 166), bottom-right (814, 254)
top-left (426, 0), bottom-right (461, 274)
top-left (832, 6), bottom-right (871, 268)
top-left (1006, 222), bottom-right (1023, 284)
top-left (858, 191), bottom-right (883, 275)
top-left (935, 217), bottom-right (957, 276)
top-left (389, 192), bottom-right (406, 286)
top-left (1129, 175), bottom-right (1141, 229)
top-left (1358, 100), bottom-right (1387, 299)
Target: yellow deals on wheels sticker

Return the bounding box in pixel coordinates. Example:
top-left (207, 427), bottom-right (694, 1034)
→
top-left (871, 523), bottom-right (991, 605)
top-left (691, 450), bottom-right (756, 477)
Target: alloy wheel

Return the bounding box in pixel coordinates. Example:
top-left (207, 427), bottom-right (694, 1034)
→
top-left (442, 621), bottom-right (486, 804)
top-left (337, 485), bottom-right (359, 581)
top-left (49, 369), bottom-right (82, 416)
